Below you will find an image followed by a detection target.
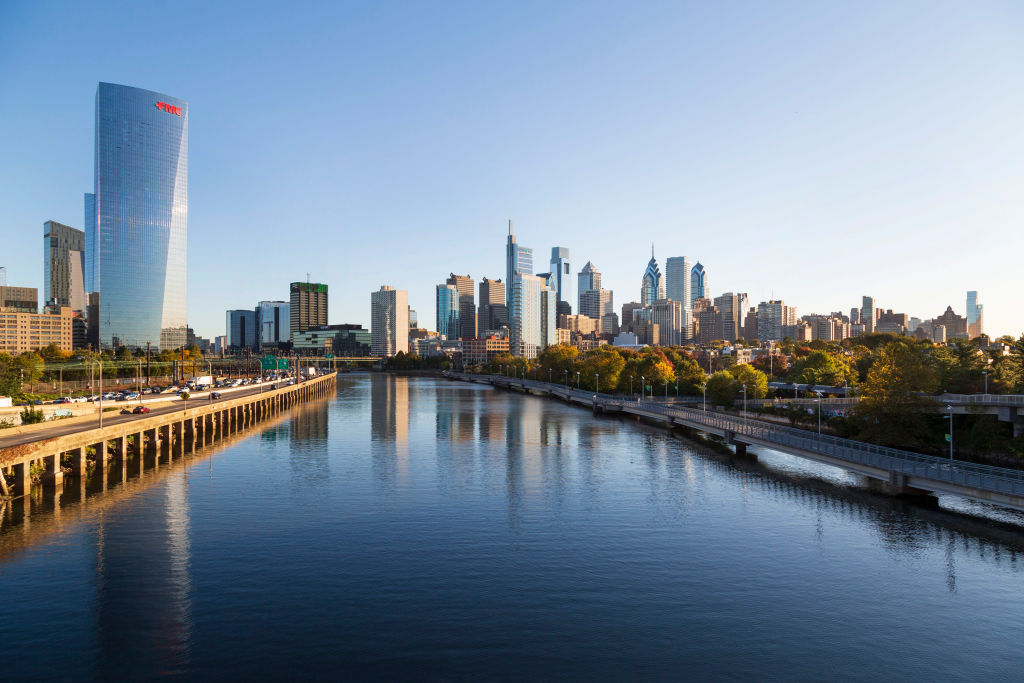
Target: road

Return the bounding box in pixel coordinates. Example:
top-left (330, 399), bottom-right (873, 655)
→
top-left (0, 382), bottom-right (302, 449)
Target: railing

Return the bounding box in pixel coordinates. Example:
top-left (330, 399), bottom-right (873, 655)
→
top-left (937, 394), bottom-right (1024, 408)
top-left (455, 372), bottom-right (1024, 500)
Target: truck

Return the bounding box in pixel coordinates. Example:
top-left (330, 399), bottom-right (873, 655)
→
top-left (193, 376), bottom-right (214, 388)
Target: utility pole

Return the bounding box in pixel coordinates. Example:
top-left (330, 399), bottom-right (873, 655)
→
top-left (146, 341), bottom-right (151, 387)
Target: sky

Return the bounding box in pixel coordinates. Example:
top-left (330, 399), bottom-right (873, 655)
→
top-left (1, 0), bottom-right (1023, 340)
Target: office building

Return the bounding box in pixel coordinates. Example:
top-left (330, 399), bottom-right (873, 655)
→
top-left (510, 273), bottom-right (544, 359)
top-left (541, 284), bottom-right (558, 350)
top-left (578, 261), bottom-right (602, 301)
top-left (257, 301), bottom-right (290, 349)
top-left (690, 262), bottom-right (708, 307)
top-left (43, 221), bottom-right (86, 312)
top-left (478, 278), bottom-right (505, 334)
top-left (86, 82), bottom-right (188, 349)
top-left (651, 298), bottom-right (684, 346)
top-left (967, 291), bottom-right (984, 338)
top-left (860, 296), bottom-right (875, 334)
top-left (641, 247), bottom-right (665, 306)
top-left (436, 283), bottom-right (460, 340)
top-left (290, 282), bottom-right (328, 338)
top-left (408, 308), bottom-right (418, 329)
top-left (550, 247), bottom-right (572, 314)
top-left (0, 307), bottom-right (73, 354)
top-left (505, 220), bottom-right (533, 308)
top-left (446, 273), bottom-right (476, 339)
top-left (463, 336), bottom-right (511, 365)
top-left (713, 292), bottom-right (740, 342)
top-left (371, 286), bottom-right (409, 357)
top-left (579, 288), bottom-right (613, 321)
top-left (665, 256), bottom-right (692, 310)
top-left (757, 300), bottom-right (797, 342)
top-left (0, 286), bottom-right (38, 313)
top-left (226, 309), bottom-right (257, 350)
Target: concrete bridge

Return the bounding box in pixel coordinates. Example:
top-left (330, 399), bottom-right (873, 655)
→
top-left (0, 373), bottom-right (337, 509)
top-left (450, 373), bottom-right (1024, 513)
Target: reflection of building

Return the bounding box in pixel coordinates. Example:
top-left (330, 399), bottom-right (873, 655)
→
top-left (87, 82), bottom-right (188, 349)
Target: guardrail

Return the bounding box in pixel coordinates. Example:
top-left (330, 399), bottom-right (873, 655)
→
top-left (455, 373), bottom-right (1024, 501)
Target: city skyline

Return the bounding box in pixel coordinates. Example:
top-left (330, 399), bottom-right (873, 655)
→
top-left (2, 2), bottom-right (1023, 339)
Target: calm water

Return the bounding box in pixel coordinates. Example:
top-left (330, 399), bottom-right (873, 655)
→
top-left (3, 374), bottom-right (1024, 680)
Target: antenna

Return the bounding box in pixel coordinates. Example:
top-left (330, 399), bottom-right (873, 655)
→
top-left (508, 219), bottom-right (513, 236)
top-left (306, 272), bottom-right (310, 284)
top-left (0, 266), bottom-right (5, 286)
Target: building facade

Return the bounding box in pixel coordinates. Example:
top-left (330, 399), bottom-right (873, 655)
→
top-left (87, 82), bottom-right (188, 349)
top-left (510, 273), bottom-right (544, 359)
top-left (641, 248), bottom-right (664, 306)
top-left (579, 288), bottom-right (613, 321)
top-left (446, 273), bottom-right (476, 339)
top-left (0, 286), bottom-right (38, 313)
top-left (550, 247), bottom-right (572, 314)
top-left (436, 283), bottom-right (459, 340)
top-left (43, 220), bottom-right (86, 312)
top-left (505, 220), bottom-right (533, 308)
top-left (371, 286), bottom-right (409, 357)
top-left (967, 291), bottom-right (984, 338)
top-left (0, 307), bottom-right (73, 354)
top-left (257, 301), bottom-right (290, 349)
top-left (289, 282), bottom-right (328, 338)
top-left (477, 278), bottom-right (505, 334)
top-left (226, 309), bottom-right (257, 350)
top-left (665, 256), bottom-right (691, 311)
top-left (690, 262), bottom-right (708, 308)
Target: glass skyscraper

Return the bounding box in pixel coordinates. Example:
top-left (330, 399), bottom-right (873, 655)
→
top-left (87, 82), bottom-right (188, 349)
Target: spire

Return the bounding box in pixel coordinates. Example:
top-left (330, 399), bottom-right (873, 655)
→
top-left (651, 243), bottom-right (654, 259)
top-left (508, 219), bottom-right (513, 236)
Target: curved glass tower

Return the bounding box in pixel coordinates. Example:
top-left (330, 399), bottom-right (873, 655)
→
top-left (641, 245), bottom-right (663, 306)
top-left (87, 82), bottom-right (188, 349)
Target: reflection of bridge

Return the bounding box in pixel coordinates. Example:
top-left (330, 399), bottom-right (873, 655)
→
top-left (449, 373), bottom-right (1024, 513)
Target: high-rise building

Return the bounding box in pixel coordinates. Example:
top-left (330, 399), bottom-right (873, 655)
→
top-left (579, 288), bottom-right (613, 320)
top-left (757, 300), bottom-right (796, 342)
top-left (446, 273), bottom-right (476, 339)
top-left (690, 262), bottom-right (708, 307)
top-left (256, 301), bottom-right (290, 349)
top-left (550, 247), bottom-right (572, 314)
top-left (651, 299), bottom-right (683, 346)
top-left (665, 256), bottom-right (692, 310)
top-left (505, 220), bottom-right (533, 308)
top-left (436, 283), bottom-right (460, 339)
top-left (0, 286), bottom-right (38, 313)
top-left (290, 282), bottom-right (328, 339)
top-left (578, 261), bottom-right (602, 299)
top-left (966, 291), bottom-right (984, 338)
top-left (714, 292), bottom-right (740, 342)
top-left (87, 82), bottom-right (188, 349)
top-left (510, 273), bottom-right (544, 359)
top-left (641, 246), bottom-right (665, 306)
top-left (860, 296), bottom-right (875, 334)
top-left (226, 309), bottom-right (257, 350)
top-left (43, 221), bottom-right (86, 312)
top-left (478, 278), bottom-right (505, 334)
top-left (541, 284), bottom-right (558, 350)
top-left (371, 286), bottom-right (409, 357)
top-left (0, 307), bottom-right (73, 354)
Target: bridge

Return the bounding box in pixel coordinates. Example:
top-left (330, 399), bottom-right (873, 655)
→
top-left (0, 373), bottom-right (337, 512)
top-left (448, 373), bottom-right (1024, 513)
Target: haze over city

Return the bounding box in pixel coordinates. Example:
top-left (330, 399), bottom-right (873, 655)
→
top-left (2, 0), bottom-right (1022, 338)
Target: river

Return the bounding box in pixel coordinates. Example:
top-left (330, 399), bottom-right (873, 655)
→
top-left (1, 374), bottom-right (1023, 679)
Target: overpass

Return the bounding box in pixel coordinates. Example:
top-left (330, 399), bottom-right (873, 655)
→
top-left (448, 373), bottom-right (1024, 513)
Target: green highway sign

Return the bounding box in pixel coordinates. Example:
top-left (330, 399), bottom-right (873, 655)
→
top-left (261, 355), bottom-right (290, 370)
top-left (325, 354), bottom-right (334, 359)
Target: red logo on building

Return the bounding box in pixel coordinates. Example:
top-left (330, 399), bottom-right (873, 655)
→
top-left (155, 101), bottom-right (182, 116)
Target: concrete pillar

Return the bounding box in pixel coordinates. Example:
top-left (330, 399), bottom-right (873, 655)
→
top-left (12, 462), bottom-right (30, 497)
top-left (45, 453), bottom-right (63, 486)
top-left (70, 447), bottom-right (87, 479)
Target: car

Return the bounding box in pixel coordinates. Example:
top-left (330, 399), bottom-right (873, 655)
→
top-left (133, 405), bottom-right (151, 414)
top-left (210, 392), bottom-right (222, 400)
top-left (120, 408), bottom-right (132, 415)
top-left (55, 397), bottom-right (72, 404)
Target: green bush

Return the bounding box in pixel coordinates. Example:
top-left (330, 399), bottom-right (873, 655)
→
top-left (20, 407), bottom-right (44, 424)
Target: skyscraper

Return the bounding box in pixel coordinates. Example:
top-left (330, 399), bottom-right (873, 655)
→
top-left (651, 298), bottom-right (683, 346)
top-left (87, 82), bottom-right (188, 349)
top-left (550, 247), bottom-right (572, 314)
top-left (446, 273), bottom-right (476, 339)
top-left (665, 256), bottom-right (691, 310)
top-left (290, 282), bottom-right (329, 339)
top-left (436, 283), bottom-right (459, 339)
top-left (256, 301), bottom-right (290, 349)
top-left (371, 286), bottom-right (409, 357)
top-left (510, 273), bottom-right (544, 358)
top-left (714, 292), bottom-right (740, 342)
top-left (43, 221), bottom-right (85, 312)
top-left (478, 278), bottom-right (506, 334)
top-left (505, 220), bottom-right (533, 308)
top-left (579, 288), bottom-right (613, 320)
top-left (860, 296), bottom-right (875, 334)
top-left (690, 262), bottom-right (708, 307)
top-left (641, 246), bottom-right (664, 306)
top-left (966, 291), bottom-right (984, 338)
top-left (226, 310), bottom-right (256, 350)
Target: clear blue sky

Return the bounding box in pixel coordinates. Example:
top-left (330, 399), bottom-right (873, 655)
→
top-left (2, 0), bottom-right (1022, 339)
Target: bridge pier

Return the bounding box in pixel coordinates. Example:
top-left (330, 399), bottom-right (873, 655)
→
top-left (12, 462), bottom-right (30, 498)
top-left (44, 453), bottom-right (62, 487)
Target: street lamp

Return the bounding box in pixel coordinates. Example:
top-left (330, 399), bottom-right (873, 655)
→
top-left (549, 368), bottom-right (552, 383)
top-left (640, 376), bottom-right (645, 401)
top-left (664, 380), bottom-right (668, 399)
top-left (983, 370), bottom-right (989, 395)
top-left (702, 381), bottom-right (707, 411)
top-left (564, 369), bottom-right (568, 386)
top-left (816, 398), bottom-right (822, 436)
top-left (576, 371), bottom-right (581, 389)
top-left (742, 384), bottom-right (748, 420)
top-left (945, 404), bottom-right (954, 461)
top-left (675, 378), bottom-right (679, 398)
top-left (630, 375), bottom-right (633, 397)
top-left (595, 373), bottom-right (600, 393)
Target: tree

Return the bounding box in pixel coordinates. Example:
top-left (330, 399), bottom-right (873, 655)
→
top-left (38, 343), bottom-right (69, 363)
top-left (535, 344), bottom-right (579, 383)
top-left (673, 357), bottom-right (706, 395)
top-left (932, 339), bottom-right (985, 394)
top-left (578, 346), bottom-right (625, 392)
top-left (727, 363), bottom-right (769, 399)
top-left (621, 349), bottom-right (675, 395)
top-left (854, 342), bottom-right (939, 449)
top-left (706, 371), bottom-right (738, 406)
top-left (788, 350), bottom-right (855, 387)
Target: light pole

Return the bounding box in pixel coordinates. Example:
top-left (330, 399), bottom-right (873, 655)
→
top-left (96, 359), bottom-right (104, 430)
top-left (549, 368), bottom-right (552, 384)
top-left (703, 381), bottom-right (707, 411)
top-left (640, 376), bottom-right (645, 401)
top-left (576, 371), bottom-right (581, 390)
top-left (983, 370), bottom-right (989, 395)
top-left (816, 398), bottom-right (822, 436)
top-left (742, 384), bottom-right (748, 420)
top-left (137, 360), bottom-right (143, 406)
top-left (675, 378), bottom-right (678, 398)
top-left (630, 375), bottom-right (633, 398)
top-left (564, 369), bottom-right (568, 386)
top-left (664, 380), bottom-right (668, 400)
top-left (595, 373), bottom-right (599, 394)
top-left (945, 404), bottom-right (954, 461)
